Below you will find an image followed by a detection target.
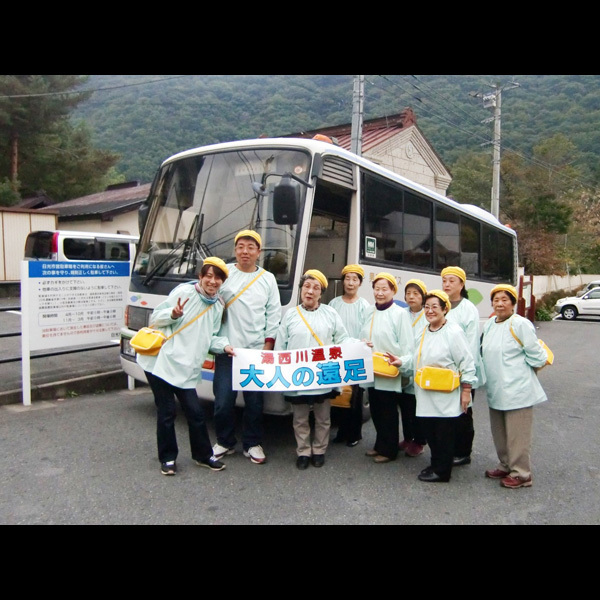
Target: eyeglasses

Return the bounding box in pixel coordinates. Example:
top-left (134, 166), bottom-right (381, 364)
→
top-left (424, 304), bottom-right (441, 311)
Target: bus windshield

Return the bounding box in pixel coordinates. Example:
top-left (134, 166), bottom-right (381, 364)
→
top-left (133, 147), bottom-right (311, 288)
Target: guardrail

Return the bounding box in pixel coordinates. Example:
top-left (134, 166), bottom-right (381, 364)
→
top-left (0, 305), bottom-right (119, 364)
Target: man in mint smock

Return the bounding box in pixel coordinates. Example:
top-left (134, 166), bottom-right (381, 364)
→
top-left (212, 230), bottom-right (281, 465)
top-left (481, 284), bottom-right (548, 489)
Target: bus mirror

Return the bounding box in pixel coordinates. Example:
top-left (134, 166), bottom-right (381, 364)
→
top-left (273, 176), bottom-right (300, 225)
top-left (138, 203), bottom-right (149, 233)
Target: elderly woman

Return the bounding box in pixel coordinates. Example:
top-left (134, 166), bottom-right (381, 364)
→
top-left (275, 269), bottom-right (350, 470)
top-left (397, 279), bottom-right (429, 458)
top-left (359, 272), bottom-right (414, 464)
top-left (480, 284), bottom-right (548, 489)
top-left (329, 264), bottom-right (371, 447)
top-left (137, 257), bottom-right (234, 476)
top-left (387, 290), bottom-right (477, 482)
top-left (441, 266), bottom-right (486, 467)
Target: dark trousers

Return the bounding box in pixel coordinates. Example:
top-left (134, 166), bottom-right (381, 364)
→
top-left (397, 392), bottom-right (427, 445)
top-left (145, 371), bottom-right (213, 464)
top-left (213, 353), bottom-right (264, 451)
top-left (333, 385), bottom-right (364, 443)
top-left (420, 416), bottom-right (458, 480)
top-left (369, 388), bottom-right (400, 460)
top-left (454, 390), bottom-right (475, 457)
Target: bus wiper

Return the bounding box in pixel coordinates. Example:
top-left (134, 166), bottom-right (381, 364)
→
top-left (142, 238), bottom-right (191, 286)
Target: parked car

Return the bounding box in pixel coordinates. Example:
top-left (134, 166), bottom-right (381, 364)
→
top-left (555, 288), bottom-right (600, 320)
top-left (576, 280), bottom-right (600, 297)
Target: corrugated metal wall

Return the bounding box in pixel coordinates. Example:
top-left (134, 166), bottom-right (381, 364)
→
top-left (0, 209), bottom-right (57, 281)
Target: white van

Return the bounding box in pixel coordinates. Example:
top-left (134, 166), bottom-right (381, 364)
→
top-left (577, 280), bottom-right (600, 297)
top-left (24, 230), bottom-right (138, 273)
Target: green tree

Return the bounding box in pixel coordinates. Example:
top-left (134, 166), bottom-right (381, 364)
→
top-left (0, 75), bottom-right (120, 204)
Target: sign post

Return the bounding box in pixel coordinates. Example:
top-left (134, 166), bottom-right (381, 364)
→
top-left (20, 260), bottom-right (130, 406)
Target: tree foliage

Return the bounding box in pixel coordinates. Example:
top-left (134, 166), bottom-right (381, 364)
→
top-left (0, 75), bottom-right (121, 204)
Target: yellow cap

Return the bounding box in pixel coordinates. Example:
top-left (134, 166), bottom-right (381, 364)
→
top-left (341, 264), bottom-right (365, 278)
top-left (490, 284), bottom-right (518, 302)
top-left (304, 269), bottom-right (328, 290)
top-left (373, 272), bottom-right (398, 293)
top-left (203, 256), bottom-right (229, 278)
top-left (405, 278), bottom-right (427, 296)
top-left (427, 289), bottom-right (450, 307)
top-left (440, 266), bottom-right (466, 282)
top-left (234, 229), bottom-right (262, 248)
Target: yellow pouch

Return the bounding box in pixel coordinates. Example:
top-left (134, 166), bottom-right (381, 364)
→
top-left (372, 352), bottom-right (399, 378)
top-left (331, 385), bottom-right (353, 409)
top-left (537, 340), bottom-right (554, 369)
top-left (415, 366), bottom-right (460, 392)
top-left (130, 327), bottom-right (167, 356)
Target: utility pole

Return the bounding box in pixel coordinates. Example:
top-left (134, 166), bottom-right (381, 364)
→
top-left (350, 75), bottom-right (364, 156)
top-left (472, 80), bottom-right (520, 219)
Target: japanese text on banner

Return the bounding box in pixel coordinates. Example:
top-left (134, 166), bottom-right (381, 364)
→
top-left (232, 341), bottom-right (374, 392)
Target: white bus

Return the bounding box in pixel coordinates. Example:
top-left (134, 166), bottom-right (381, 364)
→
top-left (120, 137), bottom-right (517, 414)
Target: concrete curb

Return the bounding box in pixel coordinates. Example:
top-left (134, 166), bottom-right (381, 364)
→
top-left (0, 369), bottom-right (130, 406)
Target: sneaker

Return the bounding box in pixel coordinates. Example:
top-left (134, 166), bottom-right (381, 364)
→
top-left (398, 439), bottom-right (410, 451)
top-left (485, 468), bottom-right (510, 479)
top-left (212, 443), bottom-right (235, 460)
top-left (160, 460), bottom-right (177, 476)
top-left (196, 456), bottom-right (226, 471)
top-left (405, 441), bottom-right (425, 457)
top-left (500, 475), bottom-right (532, 489)
top-left (243, 445), bottom-right (266, 464)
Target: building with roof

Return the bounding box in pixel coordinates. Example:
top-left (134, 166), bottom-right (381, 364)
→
top-left (286, 107), bottom-right (452, 197)
top-left (35, 181), bottom-right (150, 236)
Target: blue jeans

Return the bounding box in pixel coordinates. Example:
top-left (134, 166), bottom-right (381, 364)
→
top-left (212, 353), bottom-right (264, 451)
top-left (145, 371), bottom-right (213, 464)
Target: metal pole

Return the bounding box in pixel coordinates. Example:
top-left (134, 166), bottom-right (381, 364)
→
top-left (491, 87), bottom-right (501, 219)
top-left (350, 75), bottom-right (364, 156)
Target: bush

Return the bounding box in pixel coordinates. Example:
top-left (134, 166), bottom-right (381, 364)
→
top-left (534, 289), bottom-right (572, 320)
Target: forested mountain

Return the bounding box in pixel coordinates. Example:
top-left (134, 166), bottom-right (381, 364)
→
top-left (72, 75), bottom-right (600, 188)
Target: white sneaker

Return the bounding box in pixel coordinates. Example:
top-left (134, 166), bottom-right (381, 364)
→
top-left (243, 445), bottom-right (266, 464)
top-left (212, 443), bottom-right (235, 459)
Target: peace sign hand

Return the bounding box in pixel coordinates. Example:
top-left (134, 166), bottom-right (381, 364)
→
top-left (171, 297), bottom-right (189, 319)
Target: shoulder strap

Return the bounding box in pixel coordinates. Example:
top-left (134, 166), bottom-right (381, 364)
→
top-left (225, 268), bottom-right (266, 308)
top-left (416, 326), bottom-right (427, 368)
top-left (296, 306), bottom-right (324, 346)
top-left (412, 311), bottom-right (424, 327)
top-left (165, 303), bottom-right (213, 341)
top-left (509, 315), bottom-right (523, 346)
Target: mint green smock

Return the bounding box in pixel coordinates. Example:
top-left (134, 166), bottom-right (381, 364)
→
top-left (274, 303), bottom-right (350, 399)
top-left (445, 297), bottom-right (486, 389)
top-left (217, 265), bottom-right (281, 349)
top-left (136, 282), bottom-right (229, 389)
top-left (328, 295), bottom-right (371, 338)
top-left (359, 303), bottom-right (414, 393)
top-left (481, 314), bottom-right (548, 410)
top-left (402, 307), bottom-right (428, 395)
top-left (413, 321), bottom-right (477, 418)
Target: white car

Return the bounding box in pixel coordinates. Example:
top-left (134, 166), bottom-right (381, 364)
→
top-left (555, 288), bottom-right (600, 320)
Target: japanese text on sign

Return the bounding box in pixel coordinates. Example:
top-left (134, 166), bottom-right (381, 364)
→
top-left (231, 341), bottom-right (374, 392)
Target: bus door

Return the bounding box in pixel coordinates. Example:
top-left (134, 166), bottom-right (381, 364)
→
top-left (303, 179), bottom-right (353, 304)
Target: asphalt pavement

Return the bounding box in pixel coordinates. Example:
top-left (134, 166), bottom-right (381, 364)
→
top-left (1, 312), bottom-right (599, 525)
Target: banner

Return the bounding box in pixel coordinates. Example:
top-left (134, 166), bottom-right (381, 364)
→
top-left (232, 341), bottom-right (374, 392)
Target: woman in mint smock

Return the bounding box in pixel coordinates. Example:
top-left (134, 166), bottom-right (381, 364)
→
top-left (397, 279), bottom-right (429, 458)
top-left (329, 264), bottom-right (371, 447)
top-left (275, 270), bottom-right (351, 470)
top-left (388, 290), bottom-right (477, 483)
top-left (481, 284), bottom-right (548, 489)
top-left (137, 257), bottom-right (233, 476)
top-left (442, 266), bottom-right (486, 467)
top-left (360, 272), bottom-right (414, 463)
